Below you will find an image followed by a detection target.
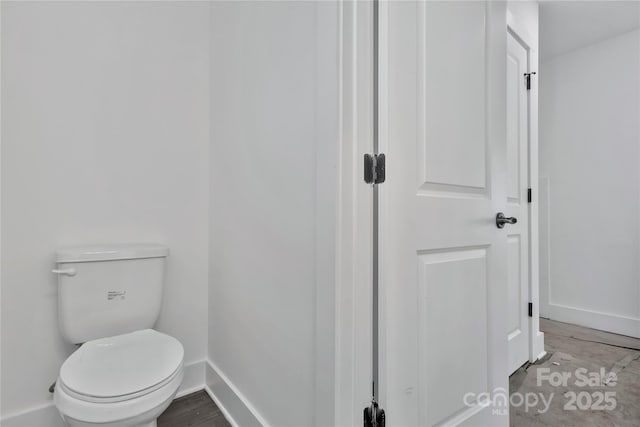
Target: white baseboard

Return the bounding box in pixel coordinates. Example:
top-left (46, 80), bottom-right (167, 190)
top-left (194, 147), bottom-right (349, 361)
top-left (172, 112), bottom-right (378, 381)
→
top-left (203, 386), bottom-right (240, 427)
top-left (0, 359), bottom-right (266, 427)
top-left (176, 359), bottom-right (207, 398)
top-left (0, 359), bottom-right (207, 427)
top-left (0, 403), bottom-right (65, 427)
top-left (531, 330), bottom-right (546, 362)
top-left (544, 302), bottom-right (640, 338)
top-left (205, 359), bottom-right (268, 427)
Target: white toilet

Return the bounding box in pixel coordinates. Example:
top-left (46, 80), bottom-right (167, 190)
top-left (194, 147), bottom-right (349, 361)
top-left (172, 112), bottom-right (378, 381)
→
top-left (52, 244), bottom-right (184, 427)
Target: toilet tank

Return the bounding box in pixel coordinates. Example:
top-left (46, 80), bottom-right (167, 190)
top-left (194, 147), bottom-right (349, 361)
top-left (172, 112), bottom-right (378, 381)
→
top-left (55, 244), bottom-right (169, 344)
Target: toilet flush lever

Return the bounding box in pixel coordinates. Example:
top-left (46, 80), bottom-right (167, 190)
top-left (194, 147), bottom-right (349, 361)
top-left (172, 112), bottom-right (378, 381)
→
top-left (51, 268), bottom-right (77, 277)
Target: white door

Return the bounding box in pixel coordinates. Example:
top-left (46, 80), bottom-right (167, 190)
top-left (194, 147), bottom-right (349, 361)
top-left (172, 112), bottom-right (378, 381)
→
top-left (380, 1), bottom-right (509, 426)
top-left (506, 31), bottom-right (531, 375)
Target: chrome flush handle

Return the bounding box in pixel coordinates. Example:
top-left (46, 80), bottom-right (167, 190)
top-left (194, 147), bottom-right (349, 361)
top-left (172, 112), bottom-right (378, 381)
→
top-left (51, 268), bottom-right (77, 277)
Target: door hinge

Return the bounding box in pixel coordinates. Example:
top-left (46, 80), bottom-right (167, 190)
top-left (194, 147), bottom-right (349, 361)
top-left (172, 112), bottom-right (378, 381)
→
top-left (364, 153), bottom-right (386, 184)
top-left (527, 188), bottom-right (532, 203)
top-left (528, 302), bottom-right (533, 317)
top-left (364, 400), bottom-right (386, 427)
top-left (524, 72), bottom-right (536, 90)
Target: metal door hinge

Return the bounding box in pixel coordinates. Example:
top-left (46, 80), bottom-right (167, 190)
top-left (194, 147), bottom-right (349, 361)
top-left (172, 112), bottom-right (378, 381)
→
top-left (528, 302), bottom-right (533, 317)
top-left (364, 154), bottom-right (386, 184)
top-left (524, 72), bottom-right (536, 90)
top-left (364, 400), bottom-right (386, 427)
top-left (527, 188), bottom-right (532, 203)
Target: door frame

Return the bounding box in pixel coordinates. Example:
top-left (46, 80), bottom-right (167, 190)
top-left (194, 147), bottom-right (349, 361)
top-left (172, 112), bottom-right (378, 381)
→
top-left (506, 7), bottom-right (545, 363)
top-left (334, 0), bottom-right (375, 425)
top-left (335, 3), bottom-right (547, 424)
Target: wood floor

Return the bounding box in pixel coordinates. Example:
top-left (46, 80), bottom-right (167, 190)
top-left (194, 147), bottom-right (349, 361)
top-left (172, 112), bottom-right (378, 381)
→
top-left (158, 390), bottom-right (231, 427)
top-left (510, 318), bottom-right (640, 426)
top-left (160, 320), bottom-right (640, 426)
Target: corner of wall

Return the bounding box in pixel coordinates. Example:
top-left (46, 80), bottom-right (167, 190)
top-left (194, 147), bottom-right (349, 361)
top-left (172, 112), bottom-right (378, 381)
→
top-left (204, 360), bottom-right (267, 427)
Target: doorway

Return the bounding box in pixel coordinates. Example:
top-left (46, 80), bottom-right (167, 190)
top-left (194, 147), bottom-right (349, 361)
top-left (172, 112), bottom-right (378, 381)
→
top-left (506, 29), bottom-right (532, 375)
top-left (509, 1), bottom-right (640, 426)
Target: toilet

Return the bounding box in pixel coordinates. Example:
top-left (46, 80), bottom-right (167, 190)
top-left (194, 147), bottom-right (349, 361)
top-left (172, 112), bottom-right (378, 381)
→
top-left (52, 244), bottom-right (184, 427)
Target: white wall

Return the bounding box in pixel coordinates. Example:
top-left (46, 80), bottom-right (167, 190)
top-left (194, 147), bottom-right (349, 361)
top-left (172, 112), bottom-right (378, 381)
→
top-left (208, 2), bottom-right (339, 426)
top-left (539, 29), bottom-right (640, 336)
top-left (1, 1), bottom-right (210, 419)
top-left (508, 1), bottom-right (539, 44)
top-left (539, 1), bottom-right (640, 61)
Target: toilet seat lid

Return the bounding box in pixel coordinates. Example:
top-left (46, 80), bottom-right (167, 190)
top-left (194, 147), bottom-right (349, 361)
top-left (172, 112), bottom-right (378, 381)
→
top-left (60, 329), bottom-right (184, 399)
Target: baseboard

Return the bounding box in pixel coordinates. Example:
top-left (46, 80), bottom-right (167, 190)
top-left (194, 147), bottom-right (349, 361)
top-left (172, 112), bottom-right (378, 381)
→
top-left (204, 386), bottom-right (240, 427)
top-left (205, 359), bottom-right (268, 427)
top-left (0, 403), bottom-right (65, 427)
top-left (531, 330), bottom-right (546, 362)
top-left (176, 359), bottom-right (207, 398)
top-left (544, 302), bottom-right (640, 338)
top-left (2, 359), bottom-right (267, 427)
top-left (0, 359), bottom-right (207, 427)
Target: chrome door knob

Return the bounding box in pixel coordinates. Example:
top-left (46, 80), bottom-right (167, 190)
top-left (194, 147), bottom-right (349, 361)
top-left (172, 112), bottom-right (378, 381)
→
top-left (496, 212), bottom-right (517, 229)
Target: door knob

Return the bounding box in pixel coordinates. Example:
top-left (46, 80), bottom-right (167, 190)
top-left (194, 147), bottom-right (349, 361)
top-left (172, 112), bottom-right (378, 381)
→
top-left (496, 212), bottom-right (517, 229)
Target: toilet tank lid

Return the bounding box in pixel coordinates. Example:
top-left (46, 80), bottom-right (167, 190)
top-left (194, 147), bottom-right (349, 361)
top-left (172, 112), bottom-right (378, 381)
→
top-left (56, 244), bottom-right (169, 263)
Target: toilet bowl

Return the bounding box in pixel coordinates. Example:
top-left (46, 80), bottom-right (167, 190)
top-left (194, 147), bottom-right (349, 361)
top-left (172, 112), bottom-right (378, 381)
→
top-left (54, 329), bottom-right (184, 427)
top-left (52, 244), bottom-right (182, 426)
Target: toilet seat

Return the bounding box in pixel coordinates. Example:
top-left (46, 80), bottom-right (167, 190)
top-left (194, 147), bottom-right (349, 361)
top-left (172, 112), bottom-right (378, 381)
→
top-left (54, 329), bottom-right (184, 426)
top-left (54, 365), bottom-right (183, 426)
top-left (59, 329), bottom-right (184, 403)
top-left (58, 365), bottom-right (182, 404)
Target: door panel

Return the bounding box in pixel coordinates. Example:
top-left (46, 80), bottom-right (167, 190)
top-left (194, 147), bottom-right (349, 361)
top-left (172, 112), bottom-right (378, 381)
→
top-left (506, 31), bottom-right (530, 374)
top-left (418, 248), bottom-right (489, 426)
top-left (506, 55), bottom-right (521, 202)
top-left (507, 235), bottom-right (522, 335)
top-left (381, 1), bottom-right (508, 426)
top-left (419, 2), bottom-right (487, 191)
